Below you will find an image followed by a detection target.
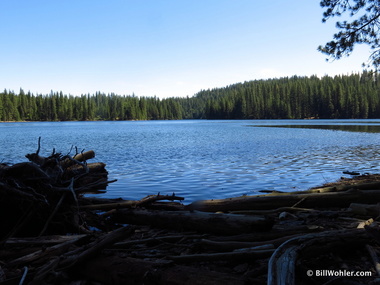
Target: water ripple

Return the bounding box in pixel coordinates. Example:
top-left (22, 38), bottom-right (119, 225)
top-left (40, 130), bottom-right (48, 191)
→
top-left (0, 120), bottom-right (379, 203)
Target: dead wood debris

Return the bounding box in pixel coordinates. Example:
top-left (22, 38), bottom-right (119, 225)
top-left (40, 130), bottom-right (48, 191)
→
top-left (1, 147), bottom-right (380, 284)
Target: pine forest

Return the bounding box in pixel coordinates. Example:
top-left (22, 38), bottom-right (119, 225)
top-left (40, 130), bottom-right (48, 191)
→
top-left (1, 72), bottom-right (380, 122)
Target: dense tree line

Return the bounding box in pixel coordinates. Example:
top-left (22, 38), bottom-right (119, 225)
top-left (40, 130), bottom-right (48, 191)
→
top-left (0, 91), bottom-right (183, 121)
top-left (1, 72), bottom-right (380, 121)
top-left (189, 71), bottom-right (380, 119)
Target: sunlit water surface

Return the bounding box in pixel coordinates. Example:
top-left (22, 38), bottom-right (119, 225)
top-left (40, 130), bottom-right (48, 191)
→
top-left (0, 120), bottom-right (379, 203)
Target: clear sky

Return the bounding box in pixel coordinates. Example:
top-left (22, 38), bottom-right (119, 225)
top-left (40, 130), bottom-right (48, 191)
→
top-left (0, 0), bottom-right (374, 98)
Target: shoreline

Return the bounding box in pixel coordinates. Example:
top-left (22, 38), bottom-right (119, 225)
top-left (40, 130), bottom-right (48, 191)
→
top-left (1, 150), bottom-right (380, 284)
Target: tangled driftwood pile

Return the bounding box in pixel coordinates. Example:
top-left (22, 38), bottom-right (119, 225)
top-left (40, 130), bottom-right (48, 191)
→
top-left (0, 139), bottom-right (115, 239)
top-left (1, 145), bottom-right (380, 284)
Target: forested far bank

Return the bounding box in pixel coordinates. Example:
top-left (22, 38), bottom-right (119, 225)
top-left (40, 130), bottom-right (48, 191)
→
top-left (0, 91), bottom-right (183, 121)
top-left (1, 72), bottom-right (380, 122)
top-left (198, 71), bottom-right (380, 119)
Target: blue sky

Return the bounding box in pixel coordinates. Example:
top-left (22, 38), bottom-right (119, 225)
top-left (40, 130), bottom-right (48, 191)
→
top-left (0, 0), bottom-right (374, 98)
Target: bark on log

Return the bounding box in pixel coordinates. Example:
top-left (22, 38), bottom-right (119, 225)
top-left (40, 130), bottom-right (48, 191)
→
top-left (230, 207), bottom-right (317, 215)
top-left (64, 162), bottom-right (106, 177)
top-left (79, 194), bottom-right (185, 211)
top-left (59, 225), bottom-right (135, 270)
top-left (112, 209), bottom-right (274, 235)
top-left (8, 235), bottom-right (87, 267)
top-left (199, 233), bottom-right (304, 251)
top-left (169, 248), bottom-right (274, 263)
top-left (309, 181), bottom-right (380, 193)
top-left (80, 200), bottom-right (137, 210)
top-left (211, 225), bottom-right (322, 242)
top-left (349, 203), bottom-right (380, 217)
top-left (187, 189), bottom-right (380, 212)
top-left (5, 235), bottom-right (88, 245)
top-left (366, 244), bottom-right (380, 276)
top-left (80, 256), bottom-right (247, 285)
top-left (267, 229), bottom-right (369, 285)
top-left (112, 234), bottom-right (205, 249)
top-left (73, 150), bottom-right (95, 162)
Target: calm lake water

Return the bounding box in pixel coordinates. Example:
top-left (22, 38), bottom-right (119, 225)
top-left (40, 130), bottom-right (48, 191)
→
top-left (1, 120), bottom-right (380, 203)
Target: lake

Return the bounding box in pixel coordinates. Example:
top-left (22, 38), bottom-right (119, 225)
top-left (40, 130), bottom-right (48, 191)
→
top-left (0, 119), bottom-right (379, 203)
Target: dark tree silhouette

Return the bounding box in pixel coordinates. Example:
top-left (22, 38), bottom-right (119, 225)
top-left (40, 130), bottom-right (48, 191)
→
top-left (318, 0), bottom-right (380, 69)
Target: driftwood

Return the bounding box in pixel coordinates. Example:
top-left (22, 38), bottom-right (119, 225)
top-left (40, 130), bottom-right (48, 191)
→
top-left (112, 208), bottom-right (274, 235)
top-left (80, 256), bottom-right (248, 285)
top-left (187, 188), bottom-right (380, 212)
top-left (366, 244), bottom-right (380, 276)
top-left (2, 146), bottom-right (380, 285)
top-left (5, 234), bottom-right (88, 245)
top-left (112, 234), bottom-right (206, 249)
top-left (7, 234), bottom-right (88, 267)
top-left (73, 150), bottom-right (95, 162)
top-left (199, 233), bottom-right (304, 251)
top-left (80, 194), bottom-right (185, 211)
top-left (0, 140), bottom-right (115, 239)
top-left (58, 225), bottom-right (135, 270)
top-left (349, 203), bottom-right (380, 217)
top-left (267, 229), bottom-right (370, 285)
top-left (169, 247), bottom-right (275, 263)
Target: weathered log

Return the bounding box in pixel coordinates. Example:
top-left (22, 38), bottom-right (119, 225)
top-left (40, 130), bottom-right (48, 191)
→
top-left (169, 248), bottom-right (274, 263)
top-left (112, 209), bottom-right (274, 235)
top-left (230, 206), bottom-right (317, 215)
top-left (357, 218), bottom-right (374, 228)
top-left (29, 257), bottom-right (60, 285)
top-left (79, 194), bottom-right (185, 211)
top-left (364, 222), bottom-right (380, 243)
top-left (80, 200), bottom-right (137, 210)
top-left (0, 266), bottom-right (6, 282)
top-left (136, 194), bottom-right (185, 206)
top-left (199, 233), bottom-right (304, 251)
top-left (8, 234), bottom-right (88, 267)
top-left (59, 225), bottom-right (135, 269)
top-left (267, 229), bottom-right (369, 285)
top-left (366, 244), bottom-right (380, 276)
top-left (112, 234), bottom-right (206, 249)
top-left (3, 162), bottom-right (50, 180)
top-left (73, 150), bottom-right (95, 162)
top-left (74, 178), bottom-right (117, 193)
top-left (64, 162), bottom-right (106, 177)
top-left (309, 181), bottom-right (380, 193)
top-left (5, 234), bottom-right (88, 245)
top-left (80, 256), bottom-right (248, 285)
top-left (211, 225), bottom-right (323, 242)
top-left (187, 189), bottom-right (380, 212)
top-left (349, 203), bottom-right (380, 217)
top-left (147, 201), bottom-right (186, 211)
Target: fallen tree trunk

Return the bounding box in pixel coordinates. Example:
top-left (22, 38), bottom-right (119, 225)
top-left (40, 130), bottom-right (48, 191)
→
top-left (80, 256), bottom-right (248, 285)
top-left (79, 194), bottom-right (185, 211)
top-left (199, 233), bottom-right (304, 251)
top-left (267, 228), bottom-right (370, 285)
top-left (5, 234), bottom-right (88, 245)
top-left (112, 209), bottom-right (274, 235)
top-left (73, 150), bottom-right (95, 162)
top-left (59, 225), bottom-right (135, 270)
top-left (308, 181), bottom-right (380, 193)
top-left (169, 248), bottom-right (274, 263)
top-left (187, 189), bottom-right (380, 212)
top-left (349, 203), bottom-right (380, 217)
top-left (8, 235), bottom-right (88, 267)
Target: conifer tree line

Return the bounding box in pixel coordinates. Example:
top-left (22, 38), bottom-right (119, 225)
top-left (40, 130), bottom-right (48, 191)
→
top-left (192, 71), bottom-right (380, 119)
top-left (0, 71), bottom-right (380, 121)
top-left (0, 91), bottom-right (183, 121)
